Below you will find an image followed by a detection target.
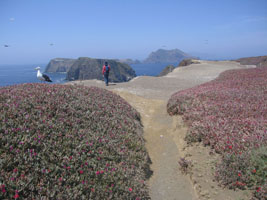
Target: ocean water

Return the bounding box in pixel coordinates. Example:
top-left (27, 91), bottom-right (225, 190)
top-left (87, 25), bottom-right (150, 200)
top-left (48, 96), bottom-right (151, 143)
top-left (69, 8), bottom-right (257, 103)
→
top-left (0, 62), bottom-right (178, 87)
top-left (0, 64), bottom-right (67, 87)
top-left (130, 62), bottom-right (178, 76)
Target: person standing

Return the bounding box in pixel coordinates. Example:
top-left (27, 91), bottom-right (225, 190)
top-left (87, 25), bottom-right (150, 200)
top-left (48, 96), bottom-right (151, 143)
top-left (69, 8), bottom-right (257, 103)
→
top-left (102, 61), bottom-right (110, 86)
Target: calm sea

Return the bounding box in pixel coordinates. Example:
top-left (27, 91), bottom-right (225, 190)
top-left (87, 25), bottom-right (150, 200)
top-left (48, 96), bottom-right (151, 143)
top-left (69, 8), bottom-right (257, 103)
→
top-left (130, 62), bottom-right (178, 76)
top-left (0, 64), bottom-right (67, 87)
top-left (0, 62), bottom-right (178, 87)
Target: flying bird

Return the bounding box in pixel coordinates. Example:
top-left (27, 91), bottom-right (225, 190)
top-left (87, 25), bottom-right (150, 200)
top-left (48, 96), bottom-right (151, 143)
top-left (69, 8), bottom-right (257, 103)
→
top-left (50, 43), bottom-right (54, 46)
top-left (4, 45), bottom-right (9, 47)
top-left (35, 67), bottom-right (52, 82)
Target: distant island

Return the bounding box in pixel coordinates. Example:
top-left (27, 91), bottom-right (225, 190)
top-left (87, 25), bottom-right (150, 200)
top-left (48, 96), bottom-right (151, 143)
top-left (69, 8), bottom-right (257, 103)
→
top-left (43, 48), bottom-right (199, 80)
top-left (143, 48), bottom-right (197, 64)
top-left (44, 48), bottom-right (196, 72)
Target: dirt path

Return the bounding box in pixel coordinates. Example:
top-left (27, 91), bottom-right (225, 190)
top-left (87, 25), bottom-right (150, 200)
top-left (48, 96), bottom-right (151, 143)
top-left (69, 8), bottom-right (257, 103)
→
top-left (113, 92), bottom-right (250, 200)
top-left (114, 92), bottom-right (197, 200)
top-left (66, 60), bottom-right (255, 199)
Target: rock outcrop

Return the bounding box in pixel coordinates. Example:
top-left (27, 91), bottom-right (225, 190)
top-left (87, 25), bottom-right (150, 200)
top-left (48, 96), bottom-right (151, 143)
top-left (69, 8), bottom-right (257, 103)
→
top-left (144, 49), bottom-right (196, 64)
top-left (66, 57), bottom-right (136, 82)
top-left (157, 65), bottom-right (175, 76)
top-left (45, 58), bottom-right (76, 73)
top-left (235, 55), bottom-right (267, 68)
top-left (178, 59), bottom-right (200, 67)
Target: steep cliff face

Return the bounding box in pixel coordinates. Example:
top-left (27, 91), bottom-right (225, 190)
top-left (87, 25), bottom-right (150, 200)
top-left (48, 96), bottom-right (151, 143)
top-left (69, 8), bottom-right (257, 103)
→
top-left (45, 58), bottom-right (76, 73)
top-left (144, 49), bottom-right (196, 64)
top-left (66, 57), bottom-right (136, 82)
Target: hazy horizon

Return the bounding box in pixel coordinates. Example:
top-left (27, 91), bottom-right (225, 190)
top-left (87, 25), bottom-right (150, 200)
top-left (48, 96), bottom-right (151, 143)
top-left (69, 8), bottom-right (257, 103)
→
top-left (1, 0), bottom-right (267, 65)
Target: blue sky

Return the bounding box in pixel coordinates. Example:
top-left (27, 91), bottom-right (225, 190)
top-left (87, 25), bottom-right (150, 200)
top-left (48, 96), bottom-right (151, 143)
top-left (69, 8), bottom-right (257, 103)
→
top-left (0, 0), bottom-right (267, 64)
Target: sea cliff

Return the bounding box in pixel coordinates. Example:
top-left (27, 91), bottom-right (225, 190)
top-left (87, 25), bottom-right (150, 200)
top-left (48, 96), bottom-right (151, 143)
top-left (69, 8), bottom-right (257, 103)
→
top-left (45, 58), bottom-right (76, 73)
top-left (66, 57), bottom-right (136, 82)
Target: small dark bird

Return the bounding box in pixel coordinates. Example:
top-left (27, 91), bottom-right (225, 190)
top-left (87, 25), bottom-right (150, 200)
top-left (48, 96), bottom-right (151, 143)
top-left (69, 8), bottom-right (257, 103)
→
top-left (35, 67), bottom-right (52, 82)
top-left (4, 45), bottom-right (9, 47)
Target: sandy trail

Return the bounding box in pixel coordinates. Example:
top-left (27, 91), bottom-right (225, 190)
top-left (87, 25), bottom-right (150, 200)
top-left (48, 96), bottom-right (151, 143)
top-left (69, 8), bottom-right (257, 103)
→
top-left (67, 60), bottom-right (255, 199)
top-left (114, 92), bottom-right (197, 200)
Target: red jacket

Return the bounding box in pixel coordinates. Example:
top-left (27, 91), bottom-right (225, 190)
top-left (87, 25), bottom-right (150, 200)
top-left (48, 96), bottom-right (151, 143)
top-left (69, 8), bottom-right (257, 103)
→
top-left (102, 65), bottom-right (110, 74)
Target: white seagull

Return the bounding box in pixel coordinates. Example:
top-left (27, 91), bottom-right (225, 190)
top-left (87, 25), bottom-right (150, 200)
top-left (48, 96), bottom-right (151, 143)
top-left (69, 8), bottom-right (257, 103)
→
top-left (35, 67), bottom-right (52, 82)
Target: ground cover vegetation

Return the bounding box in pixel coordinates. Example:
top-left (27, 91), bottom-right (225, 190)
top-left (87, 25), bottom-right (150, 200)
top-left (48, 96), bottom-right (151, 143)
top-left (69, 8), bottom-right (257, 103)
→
top-left (0, 83), bottom-right (150, 199)
top-left (167, 67), bottom-right (267, 199)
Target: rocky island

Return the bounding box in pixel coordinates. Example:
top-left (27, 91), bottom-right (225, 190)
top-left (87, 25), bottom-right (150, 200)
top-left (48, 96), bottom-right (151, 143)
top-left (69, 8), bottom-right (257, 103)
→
top-left (143, 48), bottom-right (196, 64)
top-left (44, 58), bottom-right (76, 73)
top-left (66, 57), bottom-right (136, 82)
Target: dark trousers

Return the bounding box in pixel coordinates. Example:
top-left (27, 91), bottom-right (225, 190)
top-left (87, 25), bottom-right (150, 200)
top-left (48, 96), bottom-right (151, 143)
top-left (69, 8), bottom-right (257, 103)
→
top-left (104, 73), bottom-right (109, 86)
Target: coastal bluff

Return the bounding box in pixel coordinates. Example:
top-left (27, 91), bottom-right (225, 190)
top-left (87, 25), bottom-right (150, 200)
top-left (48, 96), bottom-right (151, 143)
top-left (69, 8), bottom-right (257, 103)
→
top-left (66, 57), bottom-right (136, 82)
top-left (44, 58), bottom-right (76, 73)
